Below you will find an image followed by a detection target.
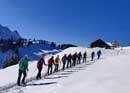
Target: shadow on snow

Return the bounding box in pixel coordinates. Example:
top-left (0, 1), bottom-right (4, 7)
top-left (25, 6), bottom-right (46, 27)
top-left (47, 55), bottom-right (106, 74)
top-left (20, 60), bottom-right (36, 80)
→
top-left (45, 75), bottom-right (68, 79)
top-left (26, 82), bottom-right (57, 86)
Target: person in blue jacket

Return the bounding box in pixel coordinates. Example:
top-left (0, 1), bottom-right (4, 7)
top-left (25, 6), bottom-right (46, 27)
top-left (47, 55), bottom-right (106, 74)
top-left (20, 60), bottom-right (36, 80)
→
top-left (62, 54), bottom-right (67, 70)
top-left (97, 50), bottom-right (102, 59)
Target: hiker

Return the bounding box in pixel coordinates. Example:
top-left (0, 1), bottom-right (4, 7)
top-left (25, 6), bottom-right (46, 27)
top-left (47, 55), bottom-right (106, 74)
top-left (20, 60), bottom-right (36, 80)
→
top-left (36, 55), bottom-right (47, 80)
top-left (47, 56), bottom-right (54, 75)
top-left (17, 55), bottom-right (29, 86)
top-left (72, 52), bottom-right (77, 66)
top-left (54, 55), bottom-right (61, 72)
top-left (61, 54), bottom-right (67, 70)
top-left (77, 52), bottom-right (82, 64)
top-left (91, 51), bottom-right (95, 61)
top-left (83, 52), bottom-right (87, 62)
top-left (97, 50), bottom-right (102, 59)
top-left (67, 53), bottom-right (72, 68)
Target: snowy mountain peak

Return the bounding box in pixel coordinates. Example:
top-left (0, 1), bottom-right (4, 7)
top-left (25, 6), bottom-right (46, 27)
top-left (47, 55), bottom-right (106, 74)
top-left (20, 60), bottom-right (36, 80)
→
top-left (0, 24), bottom-right (22, 40)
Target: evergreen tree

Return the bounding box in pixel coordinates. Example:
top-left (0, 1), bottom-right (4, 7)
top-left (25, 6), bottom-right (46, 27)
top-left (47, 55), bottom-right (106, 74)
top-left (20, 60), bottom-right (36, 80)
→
top-left (51, 42), bottom-right (56, 47)
top-left (3, 55), bottom-right (10, 68)
top-left (10, 54), bottom-right (19, 65)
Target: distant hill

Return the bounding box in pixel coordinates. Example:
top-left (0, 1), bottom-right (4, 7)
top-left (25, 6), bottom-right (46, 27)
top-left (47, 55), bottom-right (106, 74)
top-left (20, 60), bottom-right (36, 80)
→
top-left (0, 24), bottom-right (21, 40)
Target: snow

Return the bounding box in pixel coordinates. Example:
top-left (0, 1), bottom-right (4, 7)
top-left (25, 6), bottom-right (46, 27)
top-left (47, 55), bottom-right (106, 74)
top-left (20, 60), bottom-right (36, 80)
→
top-left (19, 44), bottom-right (61, 61)
top-left (1, 46), bottom-right (130, 93)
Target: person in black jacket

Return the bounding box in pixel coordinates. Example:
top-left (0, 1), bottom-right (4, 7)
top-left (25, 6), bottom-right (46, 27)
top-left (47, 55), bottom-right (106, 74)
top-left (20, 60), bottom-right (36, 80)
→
top-left (77, 52), bottom-right (82, 64)
top-left (72, 52), bottom-right (77, 66)
top-left (67, 53), bottom-right (72, 68)
top-left (83, 52), bottom-right (87, 62)
top-left (91, 51), bottom-right (95, 61)
top-left (61, 54), bottom-right (67, 71)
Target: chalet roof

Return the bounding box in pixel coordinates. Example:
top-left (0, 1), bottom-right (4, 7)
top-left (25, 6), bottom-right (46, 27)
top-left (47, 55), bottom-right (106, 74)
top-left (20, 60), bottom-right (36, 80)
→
top-left (106, 42), bottom-right (113, 46)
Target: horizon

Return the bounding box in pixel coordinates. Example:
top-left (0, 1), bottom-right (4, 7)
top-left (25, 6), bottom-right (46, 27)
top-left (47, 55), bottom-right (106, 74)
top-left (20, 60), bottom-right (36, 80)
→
top-left (0, 0), bottom-right (130, 46)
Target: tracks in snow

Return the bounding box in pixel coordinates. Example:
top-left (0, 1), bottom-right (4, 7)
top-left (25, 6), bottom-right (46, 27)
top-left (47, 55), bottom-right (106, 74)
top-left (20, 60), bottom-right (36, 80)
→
top-left (0, 59), bottom-right (100, 93)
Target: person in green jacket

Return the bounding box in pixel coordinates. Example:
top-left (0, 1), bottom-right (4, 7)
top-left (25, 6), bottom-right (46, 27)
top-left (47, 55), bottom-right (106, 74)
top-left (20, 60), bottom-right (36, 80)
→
top-left (17, 55), bottom-right (29, 86)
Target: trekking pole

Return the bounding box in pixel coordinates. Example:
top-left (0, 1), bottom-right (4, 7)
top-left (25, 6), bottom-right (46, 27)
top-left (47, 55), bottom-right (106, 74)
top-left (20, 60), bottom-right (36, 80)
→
top-left (30, 67), bottom-right (37, 80)
top-left (43, 65), bottom-right (48, 77)
top-left (28, 67), bottom-right (37, 85)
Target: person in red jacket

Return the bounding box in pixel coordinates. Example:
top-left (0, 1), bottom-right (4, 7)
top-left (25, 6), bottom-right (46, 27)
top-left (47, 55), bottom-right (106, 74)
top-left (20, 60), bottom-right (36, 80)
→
top-left (47, 56), bottom-right (54, 75)
top-left (36, 55), bottom-right (47, 80)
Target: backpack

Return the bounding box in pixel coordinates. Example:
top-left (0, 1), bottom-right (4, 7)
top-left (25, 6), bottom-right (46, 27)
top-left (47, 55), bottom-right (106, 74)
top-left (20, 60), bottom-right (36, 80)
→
top-left (48, 58), bottom-right (52, 65)
top-left (55, 57), bottom-right (59, 64)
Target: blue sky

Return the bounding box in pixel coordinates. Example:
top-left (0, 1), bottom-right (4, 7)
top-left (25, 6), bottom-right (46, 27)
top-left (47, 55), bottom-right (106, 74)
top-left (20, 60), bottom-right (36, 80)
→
top-left (0, 0), bottom-right (130, 46)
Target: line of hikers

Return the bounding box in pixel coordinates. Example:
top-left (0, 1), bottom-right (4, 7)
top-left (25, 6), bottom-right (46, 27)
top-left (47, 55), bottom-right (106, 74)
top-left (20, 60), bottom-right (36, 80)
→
top-left (17, 50), bottom-right (102, 86)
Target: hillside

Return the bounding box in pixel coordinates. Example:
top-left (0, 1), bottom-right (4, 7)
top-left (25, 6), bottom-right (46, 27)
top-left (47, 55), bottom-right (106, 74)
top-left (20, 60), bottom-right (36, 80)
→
top-left (0, 47), bottom-right (130, 93)
top-left (0, 43), bottom-right (61, 68)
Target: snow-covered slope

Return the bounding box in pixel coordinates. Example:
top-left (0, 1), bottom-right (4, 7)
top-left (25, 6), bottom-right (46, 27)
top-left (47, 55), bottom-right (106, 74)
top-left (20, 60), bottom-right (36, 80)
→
top-left (1, 47), bottom-right (130, 93)
top-left (0, 24), bottom-right (21, 40)
top-left (19, 44), bottom-right (61, 61)
top-left (24, 54), bottom-right (130, 93)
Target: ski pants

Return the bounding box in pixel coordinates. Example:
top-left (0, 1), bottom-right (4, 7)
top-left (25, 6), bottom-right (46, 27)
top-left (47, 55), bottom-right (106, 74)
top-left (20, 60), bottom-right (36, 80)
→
top-left (83, 57), bottom-right (86, 62)
top-left (17, 69), bottom-right (27, 85)
top-left (62, 63), bottom-right (66, 71)
top-left (67, 60), bottom-right (71, 68)
top-left (47, 64), bottom-right (53, 75)
top-left (54, 64), bottom-right (59, 72)
top-left (36, 67), bottom-right (43, 79)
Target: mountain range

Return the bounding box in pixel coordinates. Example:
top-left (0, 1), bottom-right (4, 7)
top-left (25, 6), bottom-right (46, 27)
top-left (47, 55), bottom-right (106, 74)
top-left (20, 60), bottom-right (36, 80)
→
top-left (0, 24), bottom-right (21, 40)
